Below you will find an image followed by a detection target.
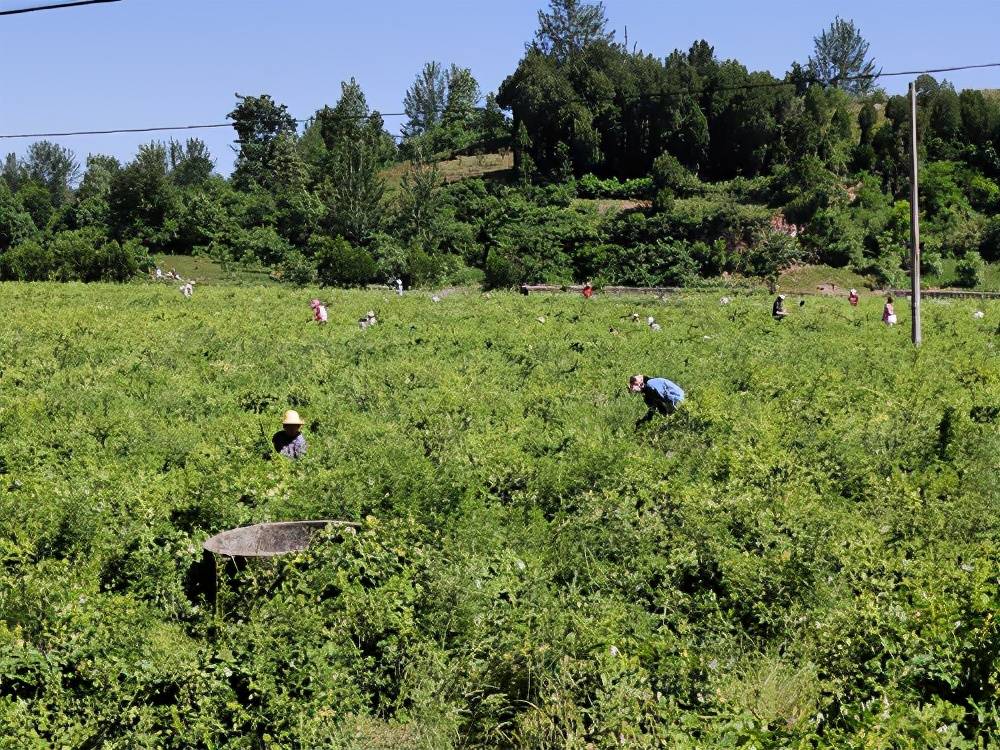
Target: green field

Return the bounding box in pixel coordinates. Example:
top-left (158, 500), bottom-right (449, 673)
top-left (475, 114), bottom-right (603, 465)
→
top-left (2, 284), bottom-right (999, 748)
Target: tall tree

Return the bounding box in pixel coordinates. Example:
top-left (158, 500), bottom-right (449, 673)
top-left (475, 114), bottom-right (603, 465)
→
top-left (108, 143), bottom-right (178, 248)
top-left (1, 153), bottom-right (25, 193)
top-left (0, 182), bottom-right (36, 251)
top-left (443, 65), bottom-right (481, 127)
top-left (22, 141), bottom-right (80, 206)
top-left (808, 16), bottom-right (878, 95)
top-left (403, 62), bottom-right (447, 137)
top-left (168, 138), bottom-right (215, 187)
top-left (316, 80), bottom-right (395, 245)
top-left (228, 94), bottom-right (299, 191)
top-left (534, 0), bottom-right (614, 63)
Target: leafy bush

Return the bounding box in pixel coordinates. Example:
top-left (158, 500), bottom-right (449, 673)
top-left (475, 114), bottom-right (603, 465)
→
top-left (980, 216), bottom-right (1000, 262)
top-left (576, 173), bottom-right (653, 199)
top-left (954, 250), bottom-right (985, 288)
top-left (313, 235), bottom-right (377, 287)
top-left (273, 249), bottom-right (316, 286)
top-left (0, 239), bottom-right (53, 280)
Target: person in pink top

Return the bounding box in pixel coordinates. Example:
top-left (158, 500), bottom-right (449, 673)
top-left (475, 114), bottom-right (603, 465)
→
top-left (848, 288), bottom-right (859, 306)
top-left (310, 299), bottom-right (328, 324)
top-left (882, 295), bottom-right (896, 326)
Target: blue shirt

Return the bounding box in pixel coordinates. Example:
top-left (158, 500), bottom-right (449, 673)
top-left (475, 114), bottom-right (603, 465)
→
top-left (644, 378), bottom-right (685, 407)
top-left (272, 431), bottom-right (307, 460)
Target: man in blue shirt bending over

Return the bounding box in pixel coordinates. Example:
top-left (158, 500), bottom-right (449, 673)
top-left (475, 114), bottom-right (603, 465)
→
top-left (629, 374), bottom-right (685, 427)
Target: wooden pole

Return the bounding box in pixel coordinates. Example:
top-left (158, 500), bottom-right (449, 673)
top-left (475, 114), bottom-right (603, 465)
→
top-left (909, 81), bottom-right (922, 346)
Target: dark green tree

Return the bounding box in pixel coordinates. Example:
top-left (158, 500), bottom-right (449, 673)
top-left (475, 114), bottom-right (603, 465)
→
top-left (315, 80), bottom-right (395, 245)
top-left (22, 141), bottom-right (80, 206)
top-left (107, 143), bottom-right (179, 249)
top-left (1, 153), bottom-right (25, 192)
top-left (807, 16), bottom-right (878, 95)
top-left (168, 138), bottom-right (215, 187)
top-left (534, 0), bottom-right (614, 63)
top-left (0, 182), bottom-right (36, 251)
top-left (228, 94), bottom-right (300, 191)
top-left (403, 62), bottom-right (447, 137)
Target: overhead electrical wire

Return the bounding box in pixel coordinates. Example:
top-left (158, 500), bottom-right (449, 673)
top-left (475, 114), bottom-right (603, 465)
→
top-left (0, 114), bottom-right (409, 141)
top-left (0, 0), bottom-right (121, 17)
top-left (0, 62), bottom-right (998, 141)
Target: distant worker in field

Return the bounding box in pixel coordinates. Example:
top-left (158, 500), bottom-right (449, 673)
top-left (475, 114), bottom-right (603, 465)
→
top-left (310, 299), bottom-right (328, 325)
top-left (359, 310), bottom-right (378, 330)
top-left (630, 375), bottom-right (685, 426)
top-left (772, 294), bottom-right (788, 319)
top-left (396, 278), bottom-right (404, 296)
top-left (582, 282), bottom-right (594, 299)
top-left (272, 410), bottom-right (307, 460)
top-left (883, 295), bottom-right (897, 326)
top-left (848, 288), bottom-right (859, 307)
top-left (180, 281), bottom-right (194, 298)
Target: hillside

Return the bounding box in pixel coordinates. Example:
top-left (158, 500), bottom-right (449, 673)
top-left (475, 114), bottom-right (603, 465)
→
top-left (383, 150), bottom-right (514, 191)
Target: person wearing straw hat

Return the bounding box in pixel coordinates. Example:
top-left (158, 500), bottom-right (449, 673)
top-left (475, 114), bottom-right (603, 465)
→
top-left (848, 288), bottom-right (859, 307)
top-left (310, 299), bottom-right (328, 324)
top-left (272, 410), bottom-right (308, 459)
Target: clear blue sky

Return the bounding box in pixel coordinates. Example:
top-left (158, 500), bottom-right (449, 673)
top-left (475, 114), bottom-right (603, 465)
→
top-left (1, 0), bottom-right (998, 175)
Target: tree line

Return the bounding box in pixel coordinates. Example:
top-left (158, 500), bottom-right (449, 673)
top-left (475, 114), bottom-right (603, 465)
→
top-left (1, 0), bottom-right (999, 288)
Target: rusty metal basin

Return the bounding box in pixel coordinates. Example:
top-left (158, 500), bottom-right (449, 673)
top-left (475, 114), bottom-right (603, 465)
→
top-left (203, 520), bottom-right (359, 558)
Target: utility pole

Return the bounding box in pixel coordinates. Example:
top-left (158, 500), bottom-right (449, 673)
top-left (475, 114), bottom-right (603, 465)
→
top-left (909, 81), bottom-right (922, 346)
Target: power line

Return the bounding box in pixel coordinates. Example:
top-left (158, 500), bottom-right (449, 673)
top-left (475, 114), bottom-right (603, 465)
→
top-left (0, 0), bottom-right (121, 16)
top-left (0, 61), bottom-right (997, 142)
top-left (0, 114), bottom-right (410, 141)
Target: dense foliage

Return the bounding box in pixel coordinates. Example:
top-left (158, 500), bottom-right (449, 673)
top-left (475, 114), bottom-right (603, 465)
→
top-left (1, 285), bottom-right (998, 747)
top-left (1, 1), bottom-right (999, 291)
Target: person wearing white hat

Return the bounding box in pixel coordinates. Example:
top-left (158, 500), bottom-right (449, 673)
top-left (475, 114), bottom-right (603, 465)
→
top-left (272, 410), bottom-right (307, 459)
top-left (848, 288), bottom-right (859, 307)
top-left (772, 294), bottom-right (788, 319)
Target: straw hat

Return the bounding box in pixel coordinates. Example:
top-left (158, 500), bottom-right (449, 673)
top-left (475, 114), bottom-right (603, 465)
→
top-left (282, 410), bottom-right (305, 426)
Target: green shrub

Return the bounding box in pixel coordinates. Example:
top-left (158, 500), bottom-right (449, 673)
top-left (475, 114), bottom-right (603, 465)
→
top-left (954, 250), bottom-right (984, 288)
top-left (313, 235), bottom-right (377, 287)
top-left (0, 239), bottom-right (53, 280)
top-left (576, 173), bottom-right (653, 199)
top-left (39, 228), bottom-right (149, 282)
top-left (980, 216), bottom-right (1000, 262)
top-left (274, 249), bottom-right (316, 286)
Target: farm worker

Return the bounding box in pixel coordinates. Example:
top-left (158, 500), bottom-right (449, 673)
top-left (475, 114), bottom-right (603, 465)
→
top-left (582, 282), bottom-right (594, 299)
top-left (520, 284), bottom-right (530, 296)
top-left (630, 375), bottom-right (685, 426)
top-left (272, 410), bottom-right (307, 460)
top-left (155, 267), bottom-right (163, 280)
top-left (848, 288), bottom-right (859, 306)
top-left (883, 295), bottom-right (897, 326)
top-left (310, 299), bottom-right (328, 324)
top-left (180, 281), bottom-right (194, 298)
top-left (359, 310), bottom-right (377, 329)
top-left (396, 278), bottom-right (404, 296)
top-left (772, 294), bottom-right (788, 319)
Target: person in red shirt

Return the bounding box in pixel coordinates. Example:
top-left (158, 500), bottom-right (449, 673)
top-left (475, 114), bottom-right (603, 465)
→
top-left (582, 282), bottom-right (594, 299)
top-left (848, 288), bottom-right (859, 306)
